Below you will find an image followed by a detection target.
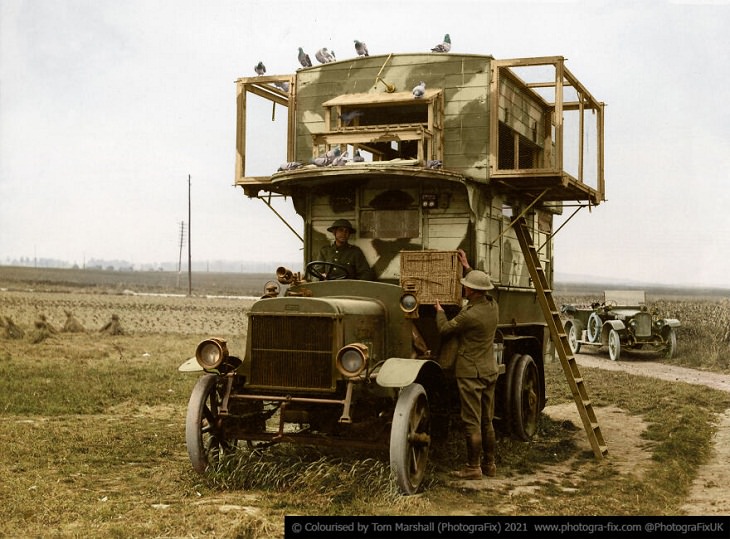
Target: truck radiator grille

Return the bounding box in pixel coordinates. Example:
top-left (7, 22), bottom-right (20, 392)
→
top-left (248, 315), bottom-right (335, 391)
top-left (634, 312), bottom-right (652, 337)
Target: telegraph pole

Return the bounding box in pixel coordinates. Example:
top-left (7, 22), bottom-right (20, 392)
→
top-left (177, 221), bottom-right (185, 288)
top-left (187, 174), bottom-right (192, 296)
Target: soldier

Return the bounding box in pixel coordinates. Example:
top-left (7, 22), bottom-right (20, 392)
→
top-left (435, 253), bottom-right (499, 479)
top-left (317, 219), bottom-right (374, 280)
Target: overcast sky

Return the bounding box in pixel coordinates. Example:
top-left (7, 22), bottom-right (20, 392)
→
top-left (1, 0), bottom-right (729, 287)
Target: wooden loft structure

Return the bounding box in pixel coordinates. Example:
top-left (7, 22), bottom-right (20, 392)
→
top-left (489, 56), bottom-right (605, 205)
top-left (233, 54), bottom-right (605, 206)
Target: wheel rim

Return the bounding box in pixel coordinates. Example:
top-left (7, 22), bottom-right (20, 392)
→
top-left (587, 313), bottom-right (602, 343)
top-left (567, 323), bottom-right (579, 354)
top-left (608, 329), bottom-right (621, 361)
top-left (511, 355), bottom-right (541, 441)
top-left (186, 375), bottom-right (229, 473)
top-left (664, 328), bottom-right (677, 358)
top-left (390, 384), bottom-right (431, 495)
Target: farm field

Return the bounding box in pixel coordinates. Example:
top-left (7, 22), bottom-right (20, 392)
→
top-left (1, 266), bottom-right (730, 537)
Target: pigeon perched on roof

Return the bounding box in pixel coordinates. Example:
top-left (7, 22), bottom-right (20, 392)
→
top-left (311, 156), bottom-right (331, 167)
top-left (412, 81), bottom-right (426, 98)
top-left (278, 161), bottom-right (303, 171)
top-left (325, 146), bottom-right (342, 160)
top-left (273, 81), bottom-right (290, 92)
top-left (315, 48), bottom-right (335, 64)
top-left (298, 47), bottom-right (312, 67)
top-left (332, 152), bottom-right (349, 166)
top-left (354, 40), bottom-right (369, 57)
top-left (254, 61), bottom-right (266, 76)
top-left (352, 150), bottom-right (365, 162)
top-left (431, 34), bottom-right (451, 53)
top-left (426, 160), bottom-right (443, 169)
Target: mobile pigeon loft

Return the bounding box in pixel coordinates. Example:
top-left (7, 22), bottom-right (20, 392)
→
top-left (179, 51), bottom-right (608, 495)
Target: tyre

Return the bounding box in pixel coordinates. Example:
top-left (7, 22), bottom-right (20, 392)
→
top-left (587, 312), bottom-right (602, 343)
top-left (663, 327), bottom-right (677, 359)
top-left (565, 321), bottom-right (581, 354)
top-left (186, 374), bottom-right (232, 474)
top-left (607, 329), bottom-right (621, 361)
top-left (390, 383), bottom-right (431, 495)
top-left (510, 354), bottom-right (541, 441)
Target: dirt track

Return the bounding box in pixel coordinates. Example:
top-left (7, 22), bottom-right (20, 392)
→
top-left (573, 352), bottom-right (730, 515)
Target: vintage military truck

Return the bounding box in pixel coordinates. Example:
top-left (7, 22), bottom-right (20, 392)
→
top-left (180, 51), bottom-right (606, 494)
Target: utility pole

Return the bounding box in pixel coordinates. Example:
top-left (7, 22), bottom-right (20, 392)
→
top-left (188, 174), bottom-right (192, 296)
top-left (177, 221), bottom-right (185, 288)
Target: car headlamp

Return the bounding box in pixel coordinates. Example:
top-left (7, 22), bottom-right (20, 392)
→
top-left (195, 338), bottom-right (228, 370)
top-left (336, 343), bottom-right (369, 377)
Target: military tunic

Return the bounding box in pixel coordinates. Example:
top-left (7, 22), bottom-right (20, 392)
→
top-left (318, 242), bottom-right (374, 280)
top-left (436, 294), bottom-right (499, 433)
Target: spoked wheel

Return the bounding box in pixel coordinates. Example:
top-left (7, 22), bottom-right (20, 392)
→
top-left (607, 329), bottom-right (621, 361)
top-left (510, 354), bottom-right (541, 441)
top-left (662, 327), bottom-right (677, 359)
top-left (390, 383), bottom-right (431, 495)
top-left (186, 374), bottom-right (233, 473)
top-left (587, 312), bottom-right (602, 343)
top-left (565, 321), bottom-right (581, 354)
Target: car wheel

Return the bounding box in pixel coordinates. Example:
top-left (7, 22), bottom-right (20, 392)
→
top-left (510, 354), bottom-right (541, 441)
top-left (565, 321), bottom-right (581, 354)
top-left (587, 312), bottom-right (602, 343)
top-left (663, 327), bottom-right (677, 359)
top-left (186, 374), bottom-right (232, 474)
top-left (390, 383), bottom-right (431, 495)
top-left (608, 329), bottom-right (621, 361)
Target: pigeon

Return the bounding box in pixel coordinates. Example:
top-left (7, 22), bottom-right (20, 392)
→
top-left (431, 33), bottom-right (451, 53)
top-left (278, 161), bottom-right (303, 171)
top-left (412, 81), bottom-right (426, 98)
top-left (311, 156), bottom-right (331, 167)
top-left (325, 146), bottom-right (342, 160)
top-left (315, 47), bottom-right (335, 64)
top-left (352, 150), bottom-right (365, 162)
top-left (354, 40), bottom-right (369, 57)
top-left (254, 61), bottom-right (266, 76)
top-left (298, 47), bottom-right (312, 67)
top-left (339, 110), bottom-right (364, 125)
top-left (332, 152), bottom-right (349, 166)
top-left (273, 81), bottom-right (290, 92)
top-left (426, 160), bottom-right (443, 169)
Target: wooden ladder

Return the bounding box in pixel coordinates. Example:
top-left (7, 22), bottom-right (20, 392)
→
top-left (513, 215), bottom-right (608, 459)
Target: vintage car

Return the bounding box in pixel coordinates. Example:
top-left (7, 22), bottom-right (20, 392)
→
top-left (560, 290), bottom-right (680, 361)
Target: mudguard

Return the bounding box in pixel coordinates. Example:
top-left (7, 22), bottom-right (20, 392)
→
top-left (603, 319), bottom-right (625, 332)
top-left (178, 356), bottom-right (203, 373)
top-left (376, 357), bottom-right (442, 388)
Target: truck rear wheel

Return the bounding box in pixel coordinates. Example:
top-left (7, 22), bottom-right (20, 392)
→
top-left (510, 354), bottom-right (541, 441)
top-left (390, 383), bottom-right (431, 495)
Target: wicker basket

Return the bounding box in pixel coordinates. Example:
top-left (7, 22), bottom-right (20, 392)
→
top-left (399, 250), bottom-right (463, 305)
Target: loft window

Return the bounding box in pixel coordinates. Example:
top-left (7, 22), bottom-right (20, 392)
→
top-left (315, 89), bottom-right (443, 163)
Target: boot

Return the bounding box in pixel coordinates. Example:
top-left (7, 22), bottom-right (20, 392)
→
top-left (451, 433), bottom-right (483, 480)
top-left (481, 425), bottom-right (497, 477)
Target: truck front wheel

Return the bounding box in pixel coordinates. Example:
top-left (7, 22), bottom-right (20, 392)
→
top-left (186, 374), bottom-right (232, 474)
top-left (390, 383), bottom-right (431, 495)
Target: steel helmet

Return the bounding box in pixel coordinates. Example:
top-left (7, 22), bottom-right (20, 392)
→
top-left (460, 270), bottom-right (494, 291)
top-left (327, 219), bottom-right (356, 233)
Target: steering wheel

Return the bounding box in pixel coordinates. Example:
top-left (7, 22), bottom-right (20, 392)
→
top-left (305, 261), bottom-right (351, 281)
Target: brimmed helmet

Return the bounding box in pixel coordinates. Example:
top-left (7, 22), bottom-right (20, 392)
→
top-left (460, 270), bottom-right (494, 291)
top-left (327, 219), bottom-right (356, 233)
